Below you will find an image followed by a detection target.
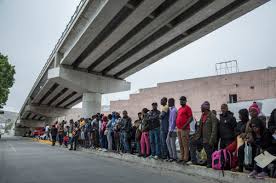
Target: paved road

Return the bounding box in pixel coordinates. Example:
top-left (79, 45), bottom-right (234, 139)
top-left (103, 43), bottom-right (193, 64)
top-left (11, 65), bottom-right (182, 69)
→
top-left (0, 137), bottom-right (211, 183)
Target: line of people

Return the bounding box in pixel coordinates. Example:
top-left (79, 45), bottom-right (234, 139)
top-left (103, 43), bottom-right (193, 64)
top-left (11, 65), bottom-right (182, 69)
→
top-left (46, 97), bottom-right (276, 179)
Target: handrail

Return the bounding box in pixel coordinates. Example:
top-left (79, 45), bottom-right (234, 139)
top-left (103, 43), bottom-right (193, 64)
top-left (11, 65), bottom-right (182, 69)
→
top-left (17, 0), bottom-right (89, 118)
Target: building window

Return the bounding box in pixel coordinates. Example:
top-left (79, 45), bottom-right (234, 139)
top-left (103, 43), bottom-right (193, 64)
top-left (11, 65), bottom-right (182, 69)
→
top-left (229, 94), bottom-right (237, 103)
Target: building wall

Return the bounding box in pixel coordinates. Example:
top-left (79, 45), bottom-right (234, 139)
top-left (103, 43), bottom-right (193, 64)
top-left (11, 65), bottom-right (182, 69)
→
top-left (111, 68), bottom-right (276, 120)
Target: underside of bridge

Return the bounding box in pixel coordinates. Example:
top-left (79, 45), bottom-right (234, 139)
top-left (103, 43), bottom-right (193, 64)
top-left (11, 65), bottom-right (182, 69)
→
top-left (16, 0), bottom-right (269, 131)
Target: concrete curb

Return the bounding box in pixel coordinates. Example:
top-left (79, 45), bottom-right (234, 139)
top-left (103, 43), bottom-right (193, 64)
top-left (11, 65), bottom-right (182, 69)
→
top-left (32, 138), bottom-right (276, 183)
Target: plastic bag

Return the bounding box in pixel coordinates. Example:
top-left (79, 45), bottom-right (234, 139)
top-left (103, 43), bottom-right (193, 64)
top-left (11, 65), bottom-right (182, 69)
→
top-left (244, 143), bottom-right (252, 166)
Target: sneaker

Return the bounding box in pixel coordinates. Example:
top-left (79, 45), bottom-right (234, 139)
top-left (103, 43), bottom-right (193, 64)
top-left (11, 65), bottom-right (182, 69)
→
top-left (169, 159), bottom-right (174, 162)
top-left (177, 159), bottom-right (184, 163)
top-left (248, 170), bottom-right (258, 178)
top-left (149, 155), bottom-right (154, 159)
top-left (255, 172), bottom-right (268, 179)
top-left (154, 155), bottom-right (159, 160)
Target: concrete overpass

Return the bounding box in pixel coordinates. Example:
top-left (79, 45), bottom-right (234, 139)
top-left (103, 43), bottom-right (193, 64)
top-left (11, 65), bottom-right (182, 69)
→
top-left (17, 0), bottom-right (269, 129)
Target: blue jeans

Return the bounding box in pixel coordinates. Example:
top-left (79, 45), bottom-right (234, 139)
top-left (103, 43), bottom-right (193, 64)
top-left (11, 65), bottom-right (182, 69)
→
top-left (160, 129), bottom-right (169, 158)
top-left (136, 141), bottom-right (141, 154)
top-left (121, 131), bottom-right (130, 153)
top-left (149, 128), bottom-right (161, 156)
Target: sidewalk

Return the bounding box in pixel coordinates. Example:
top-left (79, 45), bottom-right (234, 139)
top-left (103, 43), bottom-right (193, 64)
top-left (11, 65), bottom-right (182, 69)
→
top-left (34, 139), bottom-right (276, 183)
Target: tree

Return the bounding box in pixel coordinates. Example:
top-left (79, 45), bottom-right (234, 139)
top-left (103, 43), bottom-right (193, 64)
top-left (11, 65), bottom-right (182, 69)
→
top-left (0, 53), bottom-right (15, 109)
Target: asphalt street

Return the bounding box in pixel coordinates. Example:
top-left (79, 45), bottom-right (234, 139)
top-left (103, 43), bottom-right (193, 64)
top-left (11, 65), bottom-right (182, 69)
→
top-left (0, 137), bottom-right (212, 183)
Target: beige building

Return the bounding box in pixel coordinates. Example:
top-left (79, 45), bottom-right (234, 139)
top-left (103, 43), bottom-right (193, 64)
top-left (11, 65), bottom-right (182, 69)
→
top-left (110, 67), bottom-right (276, 120)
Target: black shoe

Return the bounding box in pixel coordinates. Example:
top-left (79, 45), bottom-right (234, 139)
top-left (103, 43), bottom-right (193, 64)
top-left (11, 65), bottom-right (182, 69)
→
top-left (182, 161), bottom-right (187, 165)
top-left (74, 148), bottom-right (76, 151)
top-left (206, 164), bottom-right (212, 168)
top-left (138, 154), bottom-right (143, 157)
top-left (177, 159), bottom-right (184, 163)
top-left (69, 148), bottom-right (73, 151)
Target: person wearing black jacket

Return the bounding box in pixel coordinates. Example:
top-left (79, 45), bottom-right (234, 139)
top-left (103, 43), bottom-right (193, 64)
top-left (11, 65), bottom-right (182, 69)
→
top-left (120, 110), bottom-right (132, 153)
top-left (218, 104), bottom-right (237, 149)
top-left (235, 108), bottom-right (249, 137)
top-left (50, 125), bottom-right (58, 146)
top-left (268, 109), bottom-right (276, 133)
top-left (247, 118), bottom-right (274, 178)
top-left (160, 97), bottom-right (169, 159)
top-left (149, 102), bottom-right (161, 159)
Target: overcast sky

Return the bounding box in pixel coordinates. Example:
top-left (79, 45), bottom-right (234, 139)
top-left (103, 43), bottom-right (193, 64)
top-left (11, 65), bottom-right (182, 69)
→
top-left (0, 0), bottom-right (276, 112)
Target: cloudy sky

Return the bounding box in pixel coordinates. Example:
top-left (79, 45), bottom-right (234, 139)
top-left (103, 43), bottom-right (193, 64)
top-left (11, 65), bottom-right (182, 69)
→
top-left (0, 0), bottom-right (276, 112)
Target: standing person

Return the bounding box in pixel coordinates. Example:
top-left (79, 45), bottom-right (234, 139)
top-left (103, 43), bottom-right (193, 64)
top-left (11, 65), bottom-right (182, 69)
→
top-left (91, 115), bottom-right (100, 148)
top-left (176, 96), bottom-right (193, 163)
top-left (134, 112), bottom-right (143, 155)
top-left (58, 123), bottom-right (64, 146)
top-left (45, 124), bottom-right (50, 140)
top-left (69, 122), bottom-right (80, 151)
top-left (101, 116), bottom-right (108, 150)
top-left (149, 102), bottom-right (161, 159)
top-left (107, 114), bottom-right (113, 151)
top-left (160, 97), bottom-right (169, 159)
top-left (98, 114), bottom-right (103, 149)
top-left (84, 119), bottom-right (91, 148)
top-left (63, 126), bottom-right (70, 148)
top-left (218, 104), bottom-right (237, 149)
top-left (139, 108), bottom-right (150, 158)
top-left (50, 125), bottom-right (58, 146)
top-left (166, 98), bottom-right (178, 162)
top-left (114, 113), bottom-right (122, 153)
top-left (120, 110), bottom-right (132, 153)
top-left (190, 101), bottom-right (218, 168)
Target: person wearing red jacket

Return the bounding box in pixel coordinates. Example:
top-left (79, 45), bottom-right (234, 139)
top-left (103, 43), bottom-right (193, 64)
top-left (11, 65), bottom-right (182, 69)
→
top-left (176, 96), bottom-right (193, 163)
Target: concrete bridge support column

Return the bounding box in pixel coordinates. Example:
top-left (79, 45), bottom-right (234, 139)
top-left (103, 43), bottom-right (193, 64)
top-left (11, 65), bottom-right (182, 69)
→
top-left (82, 92), bottom-right (101, 118)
